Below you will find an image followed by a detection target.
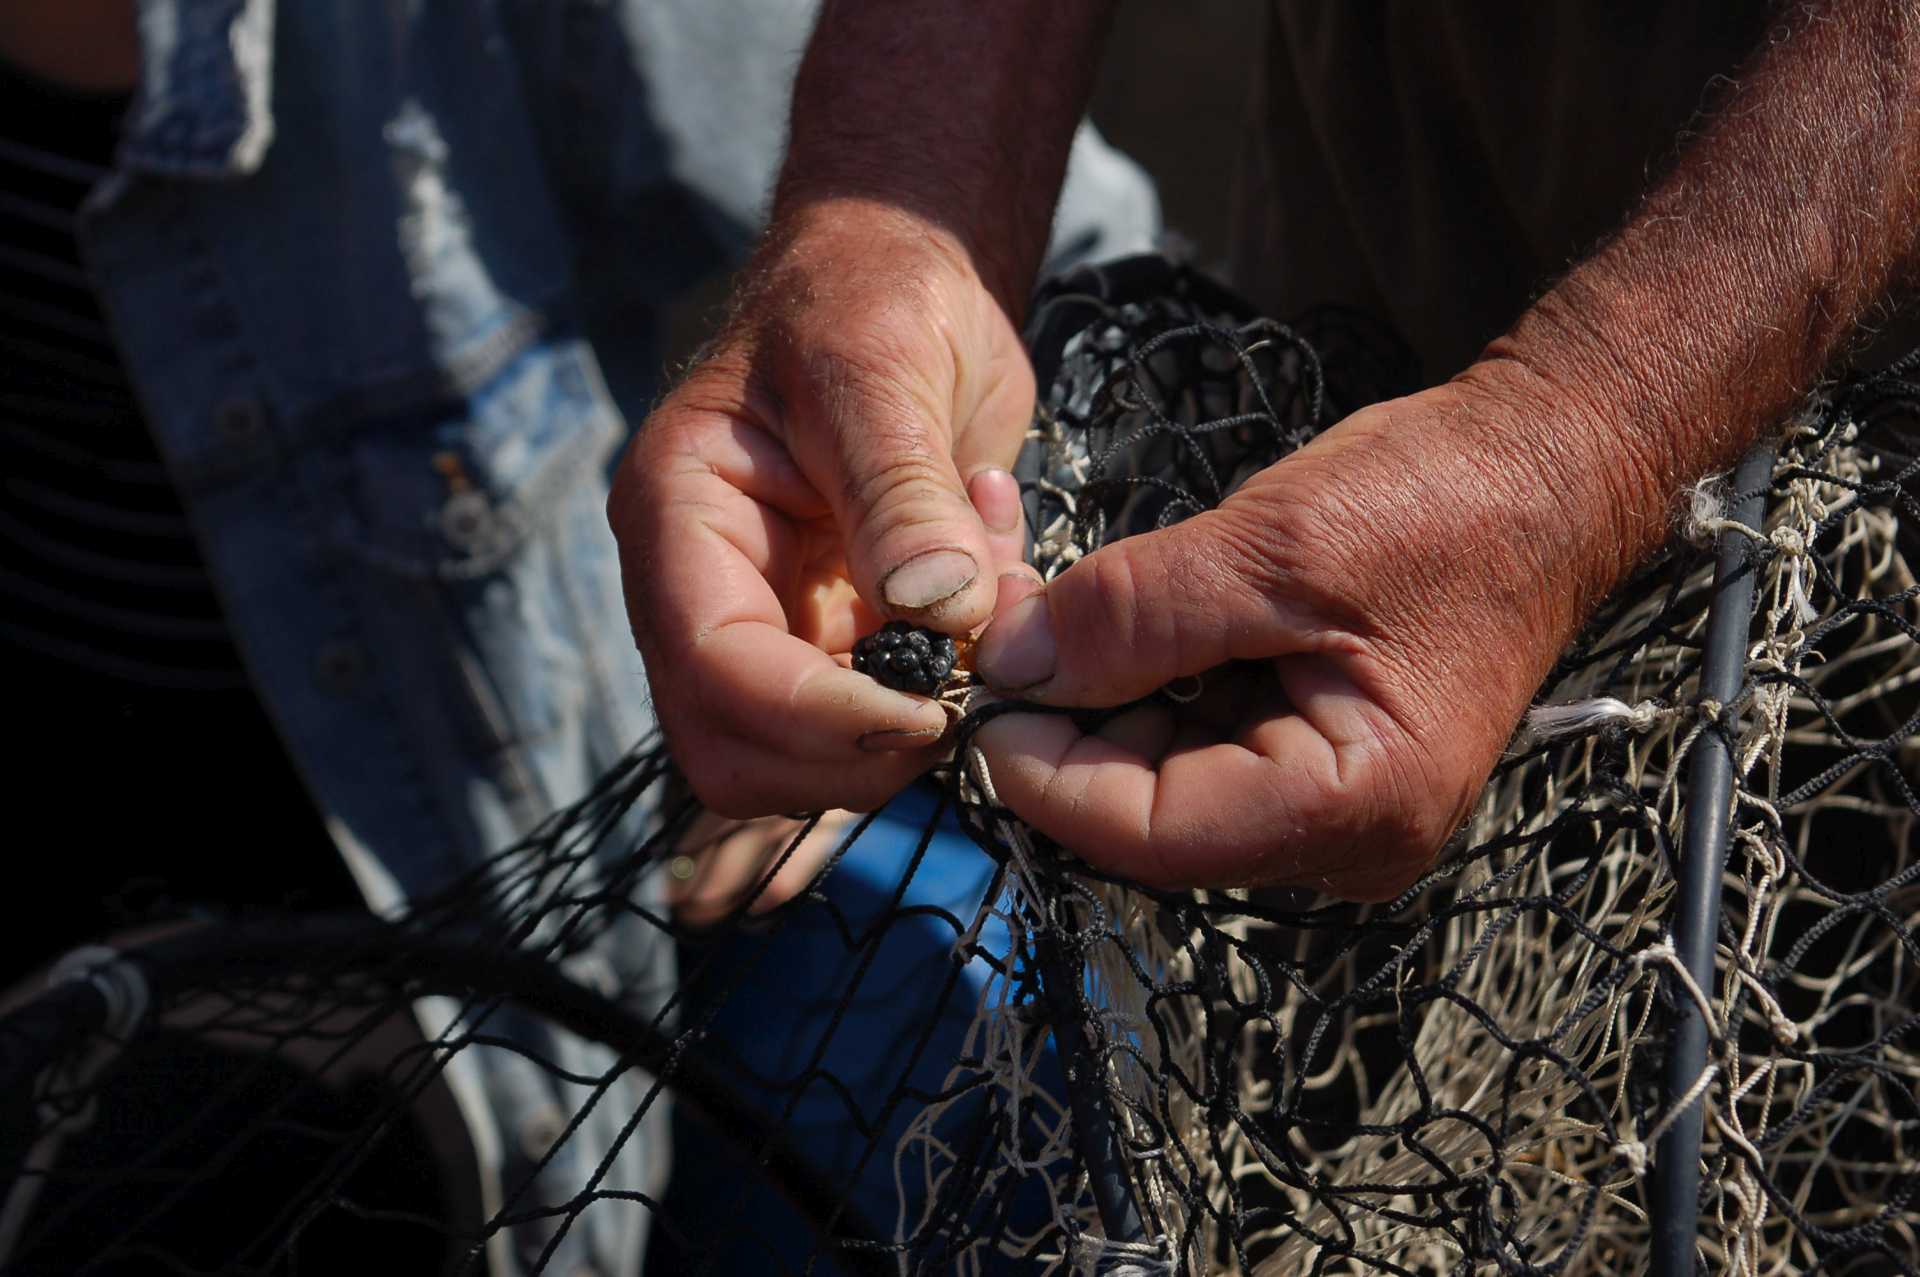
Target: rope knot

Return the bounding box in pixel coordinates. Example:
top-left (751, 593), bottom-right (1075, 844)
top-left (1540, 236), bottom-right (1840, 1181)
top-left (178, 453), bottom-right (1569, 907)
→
top-left (1523, 697), bottom-right (1666, 743)
top-left (1615, 1138), bottom-right (1650, 1178)
top-left (1638, 938), bottom-right (1677, 967)
top-left (1769, 526), bottom-right (1807, 556)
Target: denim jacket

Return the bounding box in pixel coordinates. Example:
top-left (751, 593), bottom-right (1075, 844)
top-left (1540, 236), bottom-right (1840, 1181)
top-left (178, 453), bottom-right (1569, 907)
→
top-left (78, 2), bottom-right (1157, 1271)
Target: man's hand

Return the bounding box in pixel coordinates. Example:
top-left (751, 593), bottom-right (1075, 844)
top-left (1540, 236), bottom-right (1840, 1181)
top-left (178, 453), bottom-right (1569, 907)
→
top-left (610, 2), bottom-right (1111, 818)
top-left (974, 0), bottom-right (1920, 898)
top-left (614, 0), bottom-right (1920, 892)
top-left (972, 372), bottom-right (1609, 900)
top-left (609, 205), bottom-right (1039, 816)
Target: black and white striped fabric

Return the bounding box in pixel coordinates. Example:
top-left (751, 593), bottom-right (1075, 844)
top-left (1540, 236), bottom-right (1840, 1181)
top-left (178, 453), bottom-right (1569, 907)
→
top-left (0, 68), bottom-right (245, 690)
top-left (0, 63), bottom-right (352, 983)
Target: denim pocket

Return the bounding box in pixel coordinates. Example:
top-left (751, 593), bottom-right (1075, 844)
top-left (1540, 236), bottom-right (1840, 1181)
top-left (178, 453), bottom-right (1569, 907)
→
top-left (326, 338), bottom-right (638, 770)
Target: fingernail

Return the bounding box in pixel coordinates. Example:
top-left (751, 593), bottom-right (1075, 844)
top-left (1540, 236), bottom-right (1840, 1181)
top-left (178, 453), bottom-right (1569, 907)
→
top-left (857, 726), bottom-right (947, 753)
top-left (976, 591), bottom-right (1056, 690)
top-left (881, 549), bottom-right (977, 611)
top-left (994, 569), bottom-right (1042, 615)
top-left (969, 468), bottom-right (1022, 533)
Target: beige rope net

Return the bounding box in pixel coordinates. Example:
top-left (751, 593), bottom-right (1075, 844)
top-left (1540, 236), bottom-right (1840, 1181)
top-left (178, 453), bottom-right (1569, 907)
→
top-left (900, 258), bottom-right (1920, 1275)
top-left (5, 259), bottom-right (1916, 1277)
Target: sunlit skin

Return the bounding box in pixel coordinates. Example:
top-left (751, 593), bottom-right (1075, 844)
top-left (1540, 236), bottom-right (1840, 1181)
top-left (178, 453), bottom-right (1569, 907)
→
top-left (615, 204), bottom-right (1044, 818)
top-left (612, 0), bottom-right (1920, 902)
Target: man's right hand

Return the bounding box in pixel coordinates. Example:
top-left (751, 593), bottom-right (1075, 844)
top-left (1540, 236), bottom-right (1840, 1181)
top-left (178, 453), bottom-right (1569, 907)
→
top-left (612, 1), bottom-right (1114, 817)
top-left (609, 202), bottom-right (1039, 817)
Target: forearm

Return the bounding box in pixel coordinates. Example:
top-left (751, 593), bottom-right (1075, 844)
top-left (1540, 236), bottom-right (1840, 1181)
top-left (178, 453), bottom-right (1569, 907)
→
top-left (767, 0), bottom-right (1115, 315)
top-left (1483, 0), bottom-right (1920, 623)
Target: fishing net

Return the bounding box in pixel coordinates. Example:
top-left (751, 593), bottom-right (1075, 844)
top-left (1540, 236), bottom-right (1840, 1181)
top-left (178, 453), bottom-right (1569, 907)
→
top-left (3, 255), bottom-right (1918, 1276)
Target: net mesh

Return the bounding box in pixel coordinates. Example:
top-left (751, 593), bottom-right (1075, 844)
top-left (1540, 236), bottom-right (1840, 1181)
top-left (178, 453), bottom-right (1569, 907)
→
top-left (3, 257), bottom-right (1918, 1276)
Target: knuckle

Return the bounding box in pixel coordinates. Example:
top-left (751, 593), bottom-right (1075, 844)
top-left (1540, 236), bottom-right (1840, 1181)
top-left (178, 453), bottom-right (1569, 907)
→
top-left (1048, 550), bottom-right (1145, 697)
top-left (1226, 447), bottom-right (1425, 639)
top-left (609, 430), bottom-right (665, 520)
top-left (657, 680), bottom-right (759, 811)
top-left (1171, 503), bottom-right (1371, 672)
top-left (842, 451), bottom-right (957, 530)
top-left (786, 340), bottom-right (963, 532)
top-left (614, 415), bottom-right (706, 527)
top-left (1137, 826), bottom-right (1191, 893)
top-left (1087, 544), bottom-right (1156, 647)
top-left (607, 468), bottom-right (671, 563)
top-left (1057, 530), bottom-right (1237, 693)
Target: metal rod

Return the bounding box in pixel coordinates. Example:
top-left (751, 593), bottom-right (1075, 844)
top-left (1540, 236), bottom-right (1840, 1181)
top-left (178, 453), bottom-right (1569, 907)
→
top-left (1034, 909), bottom-right (1148, 1248)
top-left (1650, 445), bottom-right (1774, 1277)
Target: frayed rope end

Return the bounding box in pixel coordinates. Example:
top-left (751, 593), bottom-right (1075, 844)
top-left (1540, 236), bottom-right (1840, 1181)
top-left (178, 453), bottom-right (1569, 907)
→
top-left (1525, 697), bottom-right (1662, 744)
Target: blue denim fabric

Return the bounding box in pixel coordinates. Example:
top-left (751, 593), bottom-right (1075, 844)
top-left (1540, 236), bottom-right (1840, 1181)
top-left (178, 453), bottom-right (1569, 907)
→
top-left (85, 5), bottom-right (679, 1272)
top-left (75, 2), bottom-right (1157, 1273)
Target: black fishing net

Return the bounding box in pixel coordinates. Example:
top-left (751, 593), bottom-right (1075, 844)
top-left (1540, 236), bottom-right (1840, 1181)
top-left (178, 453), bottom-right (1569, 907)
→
top-left (3, 256), bottom-right (1918, 1276)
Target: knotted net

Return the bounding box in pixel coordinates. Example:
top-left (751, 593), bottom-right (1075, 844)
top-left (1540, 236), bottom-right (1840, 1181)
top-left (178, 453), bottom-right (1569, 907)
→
top-left (2, 257), bottom-right (1916, 1276)
top-left (907, 259), bottom-right (1920, 1275)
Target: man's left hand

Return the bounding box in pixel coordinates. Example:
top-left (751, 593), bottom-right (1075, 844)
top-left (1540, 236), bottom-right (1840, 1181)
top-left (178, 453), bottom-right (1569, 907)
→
top-left (972, 370), bottom-right (1621, 899)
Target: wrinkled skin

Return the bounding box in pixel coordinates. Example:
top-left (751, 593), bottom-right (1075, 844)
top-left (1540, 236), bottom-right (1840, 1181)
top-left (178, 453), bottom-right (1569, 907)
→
top-left (613, 206), bottom-right (1601, 902)
top-left (616, 0), bottom-right (1920, 903)
top-left (969, 376), bottom-right (1598, 899)
top-left (611, 208), bottom-right (1040, 820)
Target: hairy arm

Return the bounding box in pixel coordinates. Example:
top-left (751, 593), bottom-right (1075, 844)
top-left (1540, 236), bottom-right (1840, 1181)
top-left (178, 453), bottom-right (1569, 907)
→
top-left (611, 4), bottom-right (1114, 818)
top-left (766, 1), bottom-right (1116, 313)
top-left (968, 0), bottom-right (1920, 894)
top-left (1490, 0), bottom-right (1920, 629)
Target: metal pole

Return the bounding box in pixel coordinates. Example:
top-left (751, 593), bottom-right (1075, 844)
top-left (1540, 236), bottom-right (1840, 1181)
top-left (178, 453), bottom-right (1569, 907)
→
top-left (1650, 445), bottom-right (1773, 1277)
top-left (1034, 918), bottom-right (1149, 1248)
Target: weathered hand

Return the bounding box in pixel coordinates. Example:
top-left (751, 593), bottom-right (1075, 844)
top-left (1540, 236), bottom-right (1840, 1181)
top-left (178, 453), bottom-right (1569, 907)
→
top-left (610, 205), bottom-right (1037, 817)
top-left (972, 372), bottom-right (1615, 900)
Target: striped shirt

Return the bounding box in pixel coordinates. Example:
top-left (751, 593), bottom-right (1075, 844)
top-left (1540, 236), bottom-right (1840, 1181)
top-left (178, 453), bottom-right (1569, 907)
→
top-left (0, 62), bottom-right (355, 981)
top-left (0, 67), bottom-right (248, 689)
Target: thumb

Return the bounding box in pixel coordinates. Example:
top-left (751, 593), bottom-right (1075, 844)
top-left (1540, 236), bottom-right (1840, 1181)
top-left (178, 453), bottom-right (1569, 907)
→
top-left (825, 391), bottom-right (1002, 636)
top-left (973, 511), bottom-right (1274, 706)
